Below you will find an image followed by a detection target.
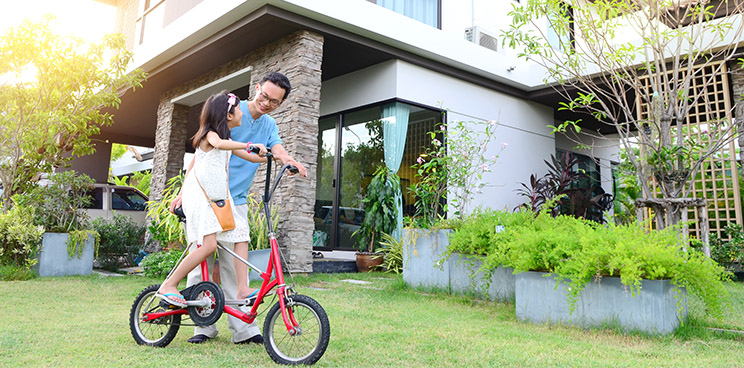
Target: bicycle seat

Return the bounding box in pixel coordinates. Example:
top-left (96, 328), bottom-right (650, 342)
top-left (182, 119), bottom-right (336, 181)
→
top-left (173, 206), bottom-right (186, 221)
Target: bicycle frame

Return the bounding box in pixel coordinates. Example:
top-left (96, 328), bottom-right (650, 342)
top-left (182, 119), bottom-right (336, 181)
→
top-left (143, 153), bottom-right (300, 335)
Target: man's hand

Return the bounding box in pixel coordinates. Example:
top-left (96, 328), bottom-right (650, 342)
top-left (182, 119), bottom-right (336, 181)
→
top-left (287, 159), bottom-right (308, 177)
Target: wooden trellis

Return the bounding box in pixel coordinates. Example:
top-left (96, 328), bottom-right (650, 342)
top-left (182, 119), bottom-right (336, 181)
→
top-left (636, 61), bottom-right (743, 239)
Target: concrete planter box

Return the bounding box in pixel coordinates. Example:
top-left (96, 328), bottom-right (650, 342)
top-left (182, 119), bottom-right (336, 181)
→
top-left (449, 254), bottom-right (515, 302)
top-left (402, 228), bottom-right (515, 302)
top-left (247, 248), bottom-right (271, 282)
top-left (403, 228), bottom-right (451, 289)
top-left (36, 232), bottom-right (95, 277)
top-left (515, 271), bottom-right (687, 335)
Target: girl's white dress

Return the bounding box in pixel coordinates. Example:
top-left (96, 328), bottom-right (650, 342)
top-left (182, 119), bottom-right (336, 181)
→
top-left (181, 147), bottom-right (250, 245)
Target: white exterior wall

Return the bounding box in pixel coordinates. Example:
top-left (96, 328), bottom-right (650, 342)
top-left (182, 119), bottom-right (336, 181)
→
top-left (321, 59), bottom-right (556, 214)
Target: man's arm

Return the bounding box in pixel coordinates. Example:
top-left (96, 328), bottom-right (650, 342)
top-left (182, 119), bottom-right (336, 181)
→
top-left (270, 143), bottom-right (307, 177)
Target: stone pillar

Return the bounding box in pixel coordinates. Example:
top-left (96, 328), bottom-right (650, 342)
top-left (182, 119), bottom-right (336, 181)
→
top-left (271, 31), bottom-right (323, 273)
top-left (150, 101), bottom-right (188, 201)
top-left (149, 30), bottom-right (323, 272)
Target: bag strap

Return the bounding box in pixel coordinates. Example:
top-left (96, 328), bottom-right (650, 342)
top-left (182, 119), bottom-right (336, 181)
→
top-left (193, 149), bottom-right (231, 202)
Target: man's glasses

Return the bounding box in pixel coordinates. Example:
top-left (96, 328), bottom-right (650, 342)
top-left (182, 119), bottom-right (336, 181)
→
top-left (257, 89), bottom-right (282, 107)
top-left (226, 93), bottom-right (237, 114)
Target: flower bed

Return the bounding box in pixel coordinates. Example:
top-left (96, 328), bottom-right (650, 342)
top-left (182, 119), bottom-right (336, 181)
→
top-left (440, 208), bottom-right (730, 334)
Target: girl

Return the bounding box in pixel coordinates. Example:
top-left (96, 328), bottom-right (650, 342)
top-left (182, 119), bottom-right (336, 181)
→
top-left (157, 91), bottom-right (267, 307)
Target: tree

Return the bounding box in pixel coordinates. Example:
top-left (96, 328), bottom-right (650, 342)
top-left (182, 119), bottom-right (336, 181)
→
top-left (503, 0), bottom-right (744, 230)
top-left (0, 17), bottom-right (146, 206)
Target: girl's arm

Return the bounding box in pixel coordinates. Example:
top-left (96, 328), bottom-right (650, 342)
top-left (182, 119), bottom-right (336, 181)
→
top-left (206, 131), bottom-right (252, 151)
top-left (232, 149), bottom-right (267, 163)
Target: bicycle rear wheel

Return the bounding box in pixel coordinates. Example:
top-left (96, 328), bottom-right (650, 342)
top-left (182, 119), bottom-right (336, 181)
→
top-left (129, 284), bottom-right (181, 347)
top-left (263, 294), bottom-right (330, 365)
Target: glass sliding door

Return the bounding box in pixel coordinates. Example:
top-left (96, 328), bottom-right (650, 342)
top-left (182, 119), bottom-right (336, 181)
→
top-left (337, 107), bottom-right (385, 250)
top-left (314, 100), bottom-right (442, 250)
top-left (312, 116), bottom-right (337, 249)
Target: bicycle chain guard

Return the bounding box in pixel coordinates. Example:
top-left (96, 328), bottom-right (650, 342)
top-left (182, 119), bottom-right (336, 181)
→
top-left (187, 281), bottom-right (224, 326)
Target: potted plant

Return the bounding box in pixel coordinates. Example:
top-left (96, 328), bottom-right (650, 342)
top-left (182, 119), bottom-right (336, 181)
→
top-left (14, 171), bottom-right (99, 277)
top-left (355, 166), bottom-right (401, 272)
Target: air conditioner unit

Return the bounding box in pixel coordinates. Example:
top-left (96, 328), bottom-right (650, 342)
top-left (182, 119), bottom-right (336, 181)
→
top-left (464, 26), bottom-right (498, 52)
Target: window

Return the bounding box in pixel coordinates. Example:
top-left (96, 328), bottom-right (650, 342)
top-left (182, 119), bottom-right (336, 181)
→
top-left (85, 188), bottom-right (104, 210)
top-left (112, 188), bottom-right (148, 211)
top-left (370, 0), bottom-right (441, 28)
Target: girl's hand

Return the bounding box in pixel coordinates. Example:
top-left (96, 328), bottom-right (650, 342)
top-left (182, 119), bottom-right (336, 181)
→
top-left (248, 143), bottom-right (268, 156)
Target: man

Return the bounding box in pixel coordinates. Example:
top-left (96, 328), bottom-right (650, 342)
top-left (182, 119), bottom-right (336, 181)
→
top-left (171, 72), bottom-right (307, 344)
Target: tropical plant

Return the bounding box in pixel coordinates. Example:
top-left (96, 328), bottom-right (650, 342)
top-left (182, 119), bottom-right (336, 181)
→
top-left (92, 214), bottom-right (146, 271)
top-left (0, 17), bottom-right (146, 207)
top-left (245, 192), bottom-right (279, 251)
top-left (112, 170), bottom-right (152, 197)
top-left (502, 0), bottom-right (744, 229)
top-left (356, 167), bottom-right (401, 253)
top-left (376, 232), bottom-right (403, 273)
top-left (146, 175), bottom-right (185, 250)
top-left (516, 152), bottom-right (612, 222)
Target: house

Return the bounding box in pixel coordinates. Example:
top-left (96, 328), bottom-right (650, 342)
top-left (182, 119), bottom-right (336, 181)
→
top-left (77, 0), bottom-right (705, 272)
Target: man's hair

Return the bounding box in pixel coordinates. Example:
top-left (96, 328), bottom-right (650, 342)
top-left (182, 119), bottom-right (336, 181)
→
top-left (260, 72), bottom-right (291, 100)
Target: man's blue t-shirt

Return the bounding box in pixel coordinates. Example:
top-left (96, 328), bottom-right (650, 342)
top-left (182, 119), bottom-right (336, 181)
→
top-left (229, 100), bottom-right (282, 205)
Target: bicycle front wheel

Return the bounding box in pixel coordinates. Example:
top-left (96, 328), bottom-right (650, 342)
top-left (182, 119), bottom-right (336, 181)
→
top-left (129, 284), bottom-right (181, 347)
top-left (263, 294), bottom-right (330, 365)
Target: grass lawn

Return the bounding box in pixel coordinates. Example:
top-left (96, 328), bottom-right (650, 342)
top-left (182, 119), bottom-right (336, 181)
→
top-left (1, 272), bottom-right (742, 367)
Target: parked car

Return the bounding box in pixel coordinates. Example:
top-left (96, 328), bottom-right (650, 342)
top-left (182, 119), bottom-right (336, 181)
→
top-left (84, 184), bottom-right (149, 225)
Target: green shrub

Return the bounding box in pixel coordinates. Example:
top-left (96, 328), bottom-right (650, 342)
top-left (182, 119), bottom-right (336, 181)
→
top-left (140, 250), bottom-right (183, 279)
top-left (0, 264), bottom-right (37, 281)
top-left (0, 204), bottom-right (44, 270)
top-left (93, 214), bottom-right (146, 271)
top-left (447, 207), bottom-right (731, 318)
top-left (706, 224), bottom-right (744, 271)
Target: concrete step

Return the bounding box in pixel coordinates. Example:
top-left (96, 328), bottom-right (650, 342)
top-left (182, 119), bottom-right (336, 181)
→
top-left (312, 258), bottom-right (358, 273)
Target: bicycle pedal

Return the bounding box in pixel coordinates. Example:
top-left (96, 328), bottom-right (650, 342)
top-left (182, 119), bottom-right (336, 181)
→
top-left (159, 299), bottom-right (187, 309)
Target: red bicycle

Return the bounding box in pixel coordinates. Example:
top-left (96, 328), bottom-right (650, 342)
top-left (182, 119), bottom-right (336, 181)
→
top-left (129, 151), bottom-right (330, 365)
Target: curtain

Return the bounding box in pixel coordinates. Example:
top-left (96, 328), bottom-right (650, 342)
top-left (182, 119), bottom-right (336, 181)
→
top-left (382, 102), bottom-right (410, 240)
top-left (378, 0), bottom-right (438, 28)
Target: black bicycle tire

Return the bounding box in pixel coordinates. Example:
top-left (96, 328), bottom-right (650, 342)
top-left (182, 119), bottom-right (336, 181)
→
top-left (263, 294), bottom-right (330, 365)
top-left (129, 284), bottom-right (181, 347)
